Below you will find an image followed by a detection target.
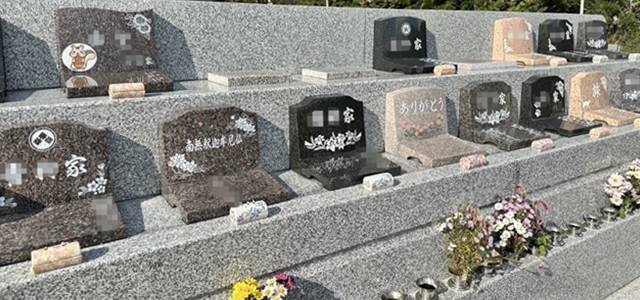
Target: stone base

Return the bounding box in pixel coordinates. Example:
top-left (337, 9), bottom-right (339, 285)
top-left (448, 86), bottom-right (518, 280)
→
top-left (0, 197), bottom-right (126, 266)
top-left (397, 135), bottom-right (485, 168)
top-left (505, 53), bottom-right (554, 66)
top-left (583, 107), bottom-right (640, 127)
top-left (524, 116), bottom-right (601, 137)
top-left (63, 69), bottom-right (173, 99)
top-left (469, 125), bottom-right (548, 151)
top-left (207, 70), bottom-right (291, 87)
top-left (453, 60), bottom-right (519, 74)
top-left (301, 67), bottom-right (376, 82)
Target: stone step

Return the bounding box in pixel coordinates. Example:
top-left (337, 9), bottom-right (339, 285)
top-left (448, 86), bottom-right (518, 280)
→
top-left (0, 124), bottom-right (638, 299)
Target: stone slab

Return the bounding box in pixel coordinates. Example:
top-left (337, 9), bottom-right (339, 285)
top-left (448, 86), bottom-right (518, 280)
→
top-left (208, 70), bottom-right (291, 87)
top-left (301, 67), bottom-right (376, 82)
top-left (454, 61), bottom-right (520, 74)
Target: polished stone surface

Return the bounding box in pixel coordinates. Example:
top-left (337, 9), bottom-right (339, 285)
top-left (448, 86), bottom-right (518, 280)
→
top-left (289, 94), bottom-right (400, 190)
top-left (618, 68), bottom-right (640, 112)
top-left (492, 17), bottom-right (554, 66)
top-left (55, 8), bottom-right (173, 98)
top-left (537, 19), bottom-right (594, 63)
top-left (576, 20), bottom-right (628, 59)
top-left (385, 87), bottom-right (483, 167)
top-left (373, 16), bottom-right (436, 74)
top-left (459, 81), bottom-right (547, 150)
top-left (159, 106), bottom-right (287, 223)
top-left (520, 75), bottom-right (600, 136)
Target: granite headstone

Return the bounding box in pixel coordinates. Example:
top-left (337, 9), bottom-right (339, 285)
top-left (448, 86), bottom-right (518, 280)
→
top-left (159, 106), bottom-right (288, 224)
top-left (289, 94), bottom-right (401, 190)
top-left (619, 69), bottom-right (640, 112)
top-left (459, 81), bottom-right (548, 151)
top-left (55, 8), bottom-right (173, 98)
top-left (520, 75), bottom-right (601, 136)
top-left (537, 19), bottom-right (594, 63)
top-left (385, 87), bottom-right (484, 167)
top-left (568, 71), bottom-right (640, 126)
top-left (575, 20), bottom-right (627, 59)
top-left (373, 16), bottom-right (437, 74)
top-left (492, 17), bottom-right (557, 66)
top-left (0, 123), bottom-right (126, 266)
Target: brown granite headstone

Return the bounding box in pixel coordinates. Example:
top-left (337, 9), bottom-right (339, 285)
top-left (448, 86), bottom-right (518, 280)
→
top-left (492, 17), bottom-right (555, 66)
top-left (0, 123), bottom-right (126, 266)
top-left (385, 87), bottom-right (483, 167)
top-left (160, 106), bottom-right (288, 224)
top-left (55, 8), bottom-right (173, 98)
top-left (569, 71), bottom-right (640, 126)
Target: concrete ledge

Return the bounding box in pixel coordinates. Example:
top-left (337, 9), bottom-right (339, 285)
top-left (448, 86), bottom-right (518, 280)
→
top-left (0, 126), bottom-right (638, 299)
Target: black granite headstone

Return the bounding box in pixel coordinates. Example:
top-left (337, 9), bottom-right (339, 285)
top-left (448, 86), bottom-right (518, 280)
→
top-left (289, 94), bottom-right (401, 190)
top-left (160, 106), bottom-right (288, 224)
top-left (373, 17), bottom-right (440, 74)
top-left (55, 8), bottom-right (173, 98)
top-left (537, 19), bottom-right (593, 62)
top-left (459, 81), bottom-right (548, 151)
top-left (619, 69), bottom-right (640, 112)
top-left (520, 75), bottom-right (600, 136)
top-left (575, 20), bottom-right (627, 59)
top-left (0, 123), bottom-right (126, 266)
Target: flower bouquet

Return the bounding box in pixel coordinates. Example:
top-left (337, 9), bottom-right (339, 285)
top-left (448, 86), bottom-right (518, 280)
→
top-left (605, 161), bottom-right (640, 218)
top-left (439, 205), bottom-right (499, 290)
top-left (230, 274), bottom-right (296, 300)
top-left (492, 185), bottom-right (549, 260)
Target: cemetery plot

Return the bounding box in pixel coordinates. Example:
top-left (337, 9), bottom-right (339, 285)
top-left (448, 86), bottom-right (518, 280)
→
top-left (373, 16), bottom-right (438, 74)
top-left (619, 69), bottom-right (640, 112)
top-left (537, 19), bottom-right (594, 63)
top-left (576, 20), bottom-right (628, 60)
top-left (492, 17), bottom-right (559, 66)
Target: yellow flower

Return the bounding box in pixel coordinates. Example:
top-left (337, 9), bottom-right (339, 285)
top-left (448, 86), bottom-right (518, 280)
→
top-left (230, 278), bottom-right (263, 300)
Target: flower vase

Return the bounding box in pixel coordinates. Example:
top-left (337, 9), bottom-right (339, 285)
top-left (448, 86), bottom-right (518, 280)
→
top-left (381, 291), bottom-right (406, 300)
top-left (414, 277), bottom-right (439, 300)
top-left (446, 273), bottom-right (471, 291)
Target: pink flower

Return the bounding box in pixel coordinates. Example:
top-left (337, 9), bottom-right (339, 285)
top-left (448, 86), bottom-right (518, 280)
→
top-left (534, 200), bottom-right (550, 214)
top-left (275, 273), bottom-right (296, 292)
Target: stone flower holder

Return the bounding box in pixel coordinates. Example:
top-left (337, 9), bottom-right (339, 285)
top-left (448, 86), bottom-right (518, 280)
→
top-left (583, 213), bottom-right (602, 229)
top-left (602, 207), bottom-right (618, 222)
top-left (414, 277), bottom-right (439, 300)
top-left (381, 290), bottom-right (407, 300)
top-left (447, 273), bottom-right (472, 292)
top-left (567, 222), bottom-right (585, 237)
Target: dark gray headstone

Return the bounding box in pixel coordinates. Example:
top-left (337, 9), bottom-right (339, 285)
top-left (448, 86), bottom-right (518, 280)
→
top-left (520, 75), bottom-right (600, 137)
top-left (373, 16), bottom-right (436, 74)
top-left (537, 19), bottom-right (593, 62)
top-left (160, 106), bottom-right (288, 224)
top-left (289, 94), bottom-right (401, 190)
top-left (0, 123), bottom-right (126, 266)
top-left (575, 20), bottom-right (627, 59)
top-left (619, 69), bottom-right (640, 112)
top-left (459, 81), bottom-right (547, 151)
top-left (55, 8), bottom-right (173, 98)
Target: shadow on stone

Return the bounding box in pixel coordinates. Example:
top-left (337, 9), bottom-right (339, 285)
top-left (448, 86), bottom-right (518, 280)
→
top-left (289, 277), bottom-right (340, 300)
top-left (109, 131), bottom-right (160, 202)
top-left (426, 29), bottom-right (439, 59)
top-left (83, 246), bottom-right (109, 263)
top-left (154, 14), bottom-right (198, 81)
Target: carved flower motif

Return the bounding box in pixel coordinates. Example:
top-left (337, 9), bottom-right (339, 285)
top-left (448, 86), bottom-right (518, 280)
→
top-left (304, 130), bottom-right (362, 152)
top-left (168, 154), bottom-right (203, 176)
top-left (0, 196), bottom-right (17, 208)
top-left (79, 163), bottom-right (108, 196)
top-left (623, 90), bottom-right (640, 101)
top-left (474, 109), bottom-right (511, 125)
top-left (586, 39), bottom-right (607, 49)
top-left (232, 114), bottom-right (256, 134)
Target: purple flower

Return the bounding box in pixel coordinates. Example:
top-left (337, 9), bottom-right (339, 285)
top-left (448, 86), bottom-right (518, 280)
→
top-left (275, 273), bottom-right (296, 292)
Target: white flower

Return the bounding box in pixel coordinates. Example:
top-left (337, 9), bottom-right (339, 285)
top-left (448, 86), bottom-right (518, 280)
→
top-left (505, 211), bottom-right (515, 219)
top-left (608, 174), bottom-right (625, 188)
top-left (494, 203), bottom-right (504, 211)
top-left (501, 230), bottom-right (512, 240)
top-left (233, 114), bottom-right (256, 134)
top-left (262, 277), bottom-right (288, 300)
top-left (610, 193), bottom-right (624, 206)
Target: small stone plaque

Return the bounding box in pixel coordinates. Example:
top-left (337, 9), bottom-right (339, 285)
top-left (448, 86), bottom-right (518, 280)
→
top-left (459, 81), bottom-right (547, 151)
top-left (492, 17), bottom-right (555, 66)
top-left (229, 200), bottom-right (268, 225)
top-left (289, 94), bottom-right (401, 190)
top-left (455, 61), bottom-right (519, 74)
top-left (0, 122), bottom-right (125, 266)
top-left (207, 70), bottom-right (290, 87)
top-left (634, 118), bottom-right (640, 128)
top-left (549, 57), bottom-right (568, 67)
top-left (569, 71), bottom-right (640, 126)
top-left (373, 16), bottom-right (436, 74)
top-left (385, 87), bottom-right (483, 167)
top-left (592, 55), bottom-right (609, 64)
top-left (537, 19), bottom-right (594, 63)
top-left (159, 106), bottom-right (287, 224)
top-left (301, 67), bottom-right (376, 82)
top-left (590, 127), bottom-right (612, 139)
top-left (629, 53), bottom-right (640, 62)
top-left (531, 138), bottom-right (554, 153)
top-left (619, 69), bottom-right (640, 112)
top-left (576, 20), bottom-right (627, 59)
top-left (433, 65), bottom-right (456, 76)
top-left (362, 173), bottom-right (394, 191)
top-left (459, 154), bottom-right (489, 171)
top-left (55, 8), bottom-right (173, 98)
top-left (520, 75), bottom-right (600, 137)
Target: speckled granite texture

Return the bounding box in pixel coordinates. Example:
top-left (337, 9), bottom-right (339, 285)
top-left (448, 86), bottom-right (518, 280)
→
top-left (1, 62), bottom-right (637, 201)
top-left (0, 0), bottom-right (604, 90)
top-left (207, 70), bottom-right (291, 87)
top-left (0, 126), bottom-right (639, 299)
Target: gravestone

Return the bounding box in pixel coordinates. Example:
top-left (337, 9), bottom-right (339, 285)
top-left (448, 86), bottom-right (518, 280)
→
top-left (55, 8), bottom-right (173, 98)
top-left (492, 17), bottom-right (556, 66)
top-left (619, 69), bottom-right (640, 112)
top-left (289, 94), bottom-right (401, 190)
top-left (520, 75), bottom-right (601, 136)
top-left (537, 19), bottom-right (594, 63)
top-left (459, 81), bottom-right (547, 151)
top-left (159, 106), bottom-right (288, 224)
top-left (0, 123), bottom-right (126, 266)
top-left (385, 87), bottom-right (484, 167)
top-left (373, 16), bottom-right (438, 74)
top-left (575, 20), bottom-right (627, 59)
top-left (568, 71), bottom-right (640, 126)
